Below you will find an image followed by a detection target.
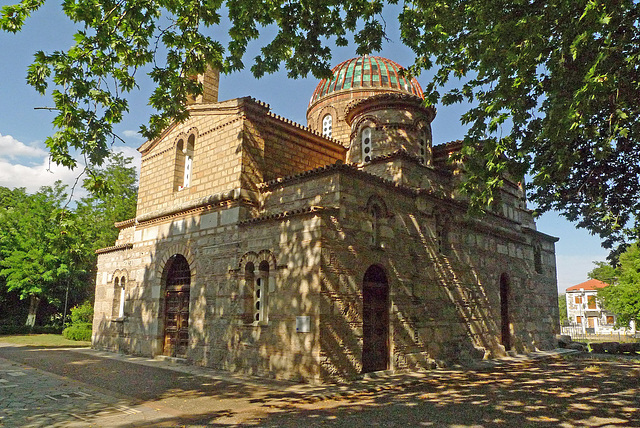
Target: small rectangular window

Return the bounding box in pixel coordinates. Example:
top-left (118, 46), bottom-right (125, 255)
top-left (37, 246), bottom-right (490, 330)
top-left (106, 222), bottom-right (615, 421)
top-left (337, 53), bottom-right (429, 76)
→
top-left (606, 316), bottom-right (614, 325)
top-left (576, 316), bottom-right (582, 324)
top-left (587, 295), bottom-right (597, 309)
top-left (575, 296), bottom-right (582, 304)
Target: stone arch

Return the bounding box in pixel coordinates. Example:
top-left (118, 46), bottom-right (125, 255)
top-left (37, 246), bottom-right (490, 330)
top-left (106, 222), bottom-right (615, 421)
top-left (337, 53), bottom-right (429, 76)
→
top-left (155, 244), bottom-right (197, 282)
top-left (351, 115), bottom-right (380, 137)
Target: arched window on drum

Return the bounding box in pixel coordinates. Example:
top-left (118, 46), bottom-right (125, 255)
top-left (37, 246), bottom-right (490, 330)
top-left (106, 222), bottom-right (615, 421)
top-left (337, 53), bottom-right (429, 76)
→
top-left (361, 127), bottom-right (373, 163)
top-left (322, 114), bottom-right (333, 138)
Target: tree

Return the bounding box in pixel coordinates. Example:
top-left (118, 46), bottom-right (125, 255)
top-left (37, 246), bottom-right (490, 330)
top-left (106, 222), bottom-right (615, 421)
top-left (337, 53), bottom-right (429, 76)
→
top-left (595, 243), bottom-right (640, 329)
top-left (2, 0), bottom-right (638, 252)
top-left (398, 0), bottom-right (640, 253)
top-left (0, 182), bottom-right (88, 327)
top-left (588, 261), bottom-right (618, 284)
top-left (0, 0), bottom-right (385, 172)
top-left (75, 152), bottom-right (138, 251)
top-left (558, 293), bottom-right (568, 325)
top-left (0, 154), bottom-right (137, 328)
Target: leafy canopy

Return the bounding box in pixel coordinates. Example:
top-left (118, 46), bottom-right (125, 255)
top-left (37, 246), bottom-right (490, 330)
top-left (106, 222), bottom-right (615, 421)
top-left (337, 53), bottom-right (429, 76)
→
top-left (0, 153), bottom-right (137, 326)
top-left (594, 243), bottom-right (640, 328)
top-left (399, 0), bottom-right (640, 252)
top-left (1, 0), bottom-right (387, 169)
top-left (2, 0), bottom-right (639, 252)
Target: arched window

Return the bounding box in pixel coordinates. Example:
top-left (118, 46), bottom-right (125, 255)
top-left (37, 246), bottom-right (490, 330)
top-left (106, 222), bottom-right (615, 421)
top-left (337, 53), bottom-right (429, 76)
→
top-left (322, 114), bottom-right (333, 138)
top-left (256, 261), bottom-right (270, 322)
top-left (175, 135), bottom-right (195, 191)
top-left (241, 255), bottom-right (273, 324)
top-left (419, 128), bottom-right (428, 165)
top-left (244, 262), bottom-right (255, 324)
top-left (112, 275), bottom-right (126, 319)
top-left (361, 127), bottom-right (372, 163)
top-left (435, 213), bottom-right (450, 255)
top-left (112, 277), bottom-right (121, 318)
top-left (182, 135), bottom-right (195, 189)
top-left (369, 203), bottom-right (382, 247)
top-left (118, 276), bottom-right (126, 318)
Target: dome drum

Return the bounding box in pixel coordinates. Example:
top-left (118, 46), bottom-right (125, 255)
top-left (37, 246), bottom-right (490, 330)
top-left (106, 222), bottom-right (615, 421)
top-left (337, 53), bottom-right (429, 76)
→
top-left (306, 56), bottom-right (425, 146)
top-left (345, 93), bottom-right (435, 166)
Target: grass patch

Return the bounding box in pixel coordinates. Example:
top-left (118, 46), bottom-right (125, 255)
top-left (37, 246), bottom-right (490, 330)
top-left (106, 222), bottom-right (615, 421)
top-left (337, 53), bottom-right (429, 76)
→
top-left (0, 334), bottom-right (91, 348)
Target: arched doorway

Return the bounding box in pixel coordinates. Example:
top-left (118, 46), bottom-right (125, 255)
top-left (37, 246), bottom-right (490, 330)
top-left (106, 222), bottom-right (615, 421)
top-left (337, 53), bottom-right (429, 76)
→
top-left (162, 254), bottom-right (191, 357)
top-left (362, 265), bottom-right (389, 373)
top-left (499, 273), bottom-right (511, 351)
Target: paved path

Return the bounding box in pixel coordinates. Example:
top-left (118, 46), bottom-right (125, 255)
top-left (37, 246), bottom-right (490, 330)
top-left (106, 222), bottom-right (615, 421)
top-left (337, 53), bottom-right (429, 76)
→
top-left (0, 344), bottom-right (638, 427)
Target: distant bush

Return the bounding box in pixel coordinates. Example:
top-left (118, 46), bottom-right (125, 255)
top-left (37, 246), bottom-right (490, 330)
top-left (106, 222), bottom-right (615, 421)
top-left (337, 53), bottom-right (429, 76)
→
top-left (62, 302), bottom-right (94, 341)
top-left (62, 323), bottom-right (92, 341)
top-left (70, 301), bottom-right (94, 324)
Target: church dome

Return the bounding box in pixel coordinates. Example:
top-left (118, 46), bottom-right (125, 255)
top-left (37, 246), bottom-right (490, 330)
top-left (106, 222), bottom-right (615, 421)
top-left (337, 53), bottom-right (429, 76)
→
top-left (309, 56), bottom-right (423, 106)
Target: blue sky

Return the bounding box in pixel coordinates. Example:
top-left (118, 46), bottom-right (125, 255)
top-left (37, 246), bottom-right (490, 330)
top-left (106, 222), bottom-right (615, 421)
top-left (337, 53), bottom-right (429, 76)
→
top-left (0, 1), bottom-right (609, 291)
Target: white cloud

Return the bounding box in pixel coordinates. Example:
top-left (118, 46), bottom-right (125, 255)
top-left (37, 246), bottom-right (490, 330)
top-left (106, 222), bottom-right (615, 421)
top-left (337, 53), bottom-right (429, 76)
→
top-left (0, 133), bottom-right (48, 160)
top-left (122, 130), bottom-right (145, 141)
top-left (0, 130), bottom-right (143, 197)
top-left (0, 157), bottom-right (88, 197)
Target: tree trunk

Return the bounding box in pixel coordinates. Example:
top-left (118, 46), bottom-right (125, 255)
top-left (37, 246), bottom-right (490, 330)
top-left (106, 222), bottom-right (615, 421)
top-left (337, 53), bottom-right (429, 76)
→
top-left (25, 295), bottom-right (40, 329)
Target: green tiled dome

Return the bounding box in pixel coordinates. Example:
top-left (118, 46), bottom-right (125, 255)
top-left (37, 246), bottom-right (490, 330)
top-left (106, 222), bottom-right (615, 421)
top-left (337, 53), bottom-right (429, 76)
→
top-left (309, 56), bottom-right (423, 106)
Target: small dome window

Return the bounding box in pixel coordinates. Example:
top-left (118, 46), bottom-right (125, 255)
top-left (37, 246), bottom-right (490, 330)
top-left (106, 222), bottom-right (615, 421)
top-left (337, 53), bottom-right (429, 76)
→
top-left (322, 114), bottom-right (333, 138)
top-left (361, 127), bottom-right (372, 163)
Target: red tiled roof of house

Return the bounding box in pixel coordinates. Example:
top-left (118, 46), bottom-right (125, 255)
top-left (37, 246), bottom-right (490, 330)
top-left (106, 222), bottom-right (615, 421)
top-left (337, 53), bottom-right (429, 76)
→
top-left (566, 278), bottom-right (610, 292)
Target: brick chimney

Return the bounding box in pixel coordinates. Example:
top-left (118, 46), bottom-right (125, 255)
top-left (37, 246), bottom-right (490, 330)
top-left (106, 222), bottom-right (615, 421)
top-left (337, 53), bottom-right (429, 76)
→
top-left (186, 67), bottom-right (219, 105)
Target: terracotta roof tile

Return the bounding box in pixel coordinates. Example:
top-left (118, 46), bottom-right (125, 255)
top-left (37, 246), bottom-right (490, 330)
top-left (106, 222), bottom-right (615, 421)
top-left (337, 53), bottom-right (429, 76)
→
top-left (566, 278), bottom-right (610, 291)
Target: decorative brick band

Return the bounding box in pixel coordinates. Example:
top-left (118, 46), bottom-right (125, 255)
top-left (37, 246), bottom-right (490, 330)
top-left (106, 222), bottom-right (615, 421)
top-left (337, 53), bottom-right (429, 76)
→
top-left (239, 206), bottom-right (337, 225)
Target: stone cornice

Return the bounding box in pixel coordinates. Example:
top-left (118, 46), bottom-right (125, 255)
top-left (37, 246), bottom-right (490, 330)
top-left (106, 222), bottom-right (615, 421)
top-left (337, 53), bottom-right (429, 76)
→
top-left (344, 92), bottom-right (436, 125)
top-left (522, 226), bottom-right (560, 243)
top-left (95, 243), bottom-right (133, 255)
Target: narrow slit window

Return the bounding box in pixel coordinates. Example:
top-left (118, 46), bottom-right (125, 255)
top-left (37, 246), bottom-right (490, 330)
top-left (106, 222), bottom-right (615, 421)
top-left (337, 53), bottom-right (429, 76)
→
top-left (361, 127), bottom-right (372, 163)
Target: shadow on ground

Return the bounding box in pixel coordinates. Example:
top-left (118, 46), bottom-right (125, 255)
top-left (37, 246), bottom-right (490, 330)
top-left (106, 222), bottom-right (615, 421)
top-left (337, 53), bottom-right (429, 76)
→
top-left (119, 358), bottom-right (640, 427)
top-left (1, 345), bottom-right (639, 427)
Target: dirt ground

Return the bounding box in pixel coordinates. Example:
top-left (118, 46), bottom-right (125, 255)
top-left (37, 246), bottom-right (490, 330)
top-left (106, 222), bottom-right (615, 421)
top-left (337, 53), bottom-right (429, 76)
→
top-left (1, 344), bottom-right (639, 427)
top-left (253, 356), bottom-right (640, 427)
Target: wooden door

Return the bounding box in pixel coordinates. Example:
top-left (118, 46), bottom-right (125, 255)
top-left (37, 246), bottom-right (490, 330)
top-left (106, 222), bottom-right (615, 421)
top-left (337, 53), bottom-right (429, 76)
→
top-left (362, 266), bottom-right (389, 373)
top-left (162, 254), bottom-right (191, 358)
top-left (164, 290), bottom-right (190, 357)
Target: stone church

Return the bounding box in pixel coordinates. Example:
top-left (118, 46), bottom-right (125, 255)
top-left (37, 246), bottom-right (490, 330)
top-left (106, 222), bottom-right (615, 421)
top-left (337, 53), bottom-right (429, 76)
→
top-left (92, 56), bottom-right (560, 382)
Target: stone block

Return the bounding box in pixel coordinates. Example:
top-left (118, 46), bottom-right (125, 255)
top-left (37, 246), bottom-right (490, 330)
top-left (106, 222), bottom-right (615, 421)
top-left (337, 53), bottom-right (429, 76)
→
top-left (618, 342), bottom-right (636, 354)
top-left (601, 342), bottom-right (620, 353)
